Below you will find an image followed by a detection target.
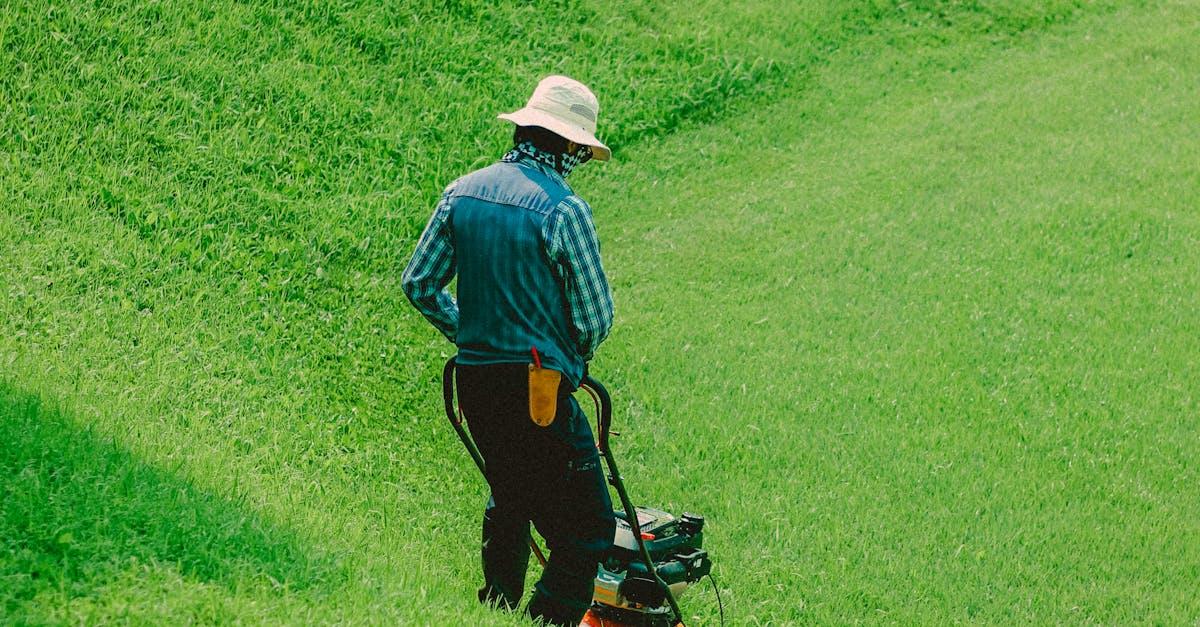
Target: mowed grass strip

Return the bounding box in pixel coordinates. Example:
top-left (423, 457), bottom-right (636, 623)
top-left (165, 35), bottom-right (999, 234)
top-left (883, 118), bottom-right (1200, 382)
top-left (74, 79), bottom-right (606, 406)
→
top-left (590, 2), bottom-right (1198, 623)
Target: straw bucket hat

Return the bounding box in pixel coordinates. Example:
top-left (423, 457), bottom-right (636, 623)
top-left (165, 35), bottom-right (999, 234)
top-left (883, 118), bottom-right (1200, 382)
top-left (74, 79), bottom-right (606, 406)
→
top-left (498, 75), bottom-right (611, 161)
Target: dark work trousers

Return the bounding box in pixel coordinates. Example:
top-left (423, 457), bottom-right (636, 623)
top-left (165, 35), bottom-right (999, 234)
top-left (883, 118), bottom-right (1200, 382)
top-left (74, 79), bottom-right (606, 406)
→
top-left (456, 363), bottom-right (616, 626)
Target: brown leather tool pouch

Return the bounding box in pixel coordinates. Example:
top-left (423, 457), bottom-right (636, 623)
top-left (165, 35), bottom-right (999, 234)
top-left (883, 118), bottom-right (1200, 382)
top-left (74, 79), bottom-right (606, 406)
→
top-left (527, 364), bottom-right (561, 427)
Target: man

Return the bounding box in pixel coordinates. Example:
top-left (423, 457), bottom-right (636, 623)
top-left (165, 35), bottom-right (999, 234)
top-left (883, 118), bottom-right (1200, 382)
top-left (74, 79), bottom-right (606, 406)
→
top-left (402, 75), bottom-right (616, 626)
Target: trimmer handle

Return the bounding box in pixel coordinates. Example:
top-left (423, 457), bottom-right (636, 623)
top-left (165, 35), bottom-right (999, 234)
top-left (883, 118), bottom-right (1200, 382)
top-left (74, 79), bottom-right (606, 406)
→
top-left (442, 357), bottom-right (459, 424)
top-left (579, 374), bottom-right (613, 454)
top-left (578, 372), bottom-right (687, 625)
top-left (444, 355), bottom-right (456, 420)
top-left (442, 357), bottom-right (486, 474)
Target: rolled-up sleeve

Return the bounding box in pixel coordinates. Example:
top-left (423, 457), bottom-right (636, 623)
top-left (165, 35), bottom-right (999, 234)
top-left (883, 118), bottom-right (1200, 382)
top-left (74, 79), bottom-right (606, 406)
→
top-left (402, 189), bottom-right (459, 343)
top-left (548, 195), bottom-right (613, 361)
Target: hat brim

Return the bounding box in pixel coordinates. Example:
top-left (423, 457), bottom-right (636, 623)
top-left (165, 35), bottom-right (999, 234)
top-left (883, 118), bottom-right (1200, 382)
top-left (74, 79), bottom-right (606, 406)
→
top-left (498, 109), bottom-right (611, 161)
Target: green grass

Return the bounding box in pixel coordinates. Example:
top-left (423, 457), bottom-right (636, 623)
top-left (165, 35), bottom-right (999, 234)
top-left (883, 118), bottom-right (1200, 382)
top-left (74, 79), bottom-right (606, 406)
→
top-left (3, 0), bottom-right (1198, 623)
top-left (595, 3), bottom-right (1199, 622)
top-left (0, 384), bottom-right (342, 622)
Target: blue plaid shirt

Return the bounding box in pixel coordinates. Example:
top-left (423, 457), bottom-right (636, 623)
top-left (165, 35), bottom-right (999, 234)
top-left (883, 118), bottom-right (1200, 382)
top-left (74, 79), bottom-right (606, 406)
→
top-left (402, 143), bottom-right (614, 361)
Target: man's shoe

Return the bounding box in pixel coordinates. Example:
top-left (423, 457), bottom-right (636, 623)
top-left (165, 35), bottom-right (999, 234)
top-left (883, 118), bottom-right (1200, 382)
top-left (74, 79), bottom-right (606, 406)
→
top-left (525, 589), bottom-right (586, 627)
top-left (478, 584), bottom-right (519, 611)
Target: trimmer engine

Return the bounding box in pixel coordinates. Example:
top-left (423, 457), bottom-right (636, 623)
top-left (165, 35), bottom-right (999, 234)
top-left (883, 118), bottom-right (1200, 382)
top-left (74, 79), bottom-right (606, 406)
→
top-left (584, 507), bottom-right (712, 627)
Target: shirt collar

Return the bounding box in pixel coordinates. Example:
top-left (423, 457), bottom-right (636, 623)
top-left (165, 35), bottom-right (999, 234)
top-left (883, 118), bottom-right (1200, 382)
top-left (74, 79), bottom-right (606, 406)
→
top-left (502, 141), bottom-right (572, 188)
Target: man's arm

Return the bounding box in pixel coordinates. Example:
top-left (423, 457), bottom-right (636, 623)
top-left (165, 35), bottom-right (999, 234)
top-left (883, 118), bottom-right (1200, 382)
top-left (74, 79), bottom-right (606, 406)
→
top-left (402, 189), bottom-right (459, 343)
top-left (549, 195), bottom-right (614, 361)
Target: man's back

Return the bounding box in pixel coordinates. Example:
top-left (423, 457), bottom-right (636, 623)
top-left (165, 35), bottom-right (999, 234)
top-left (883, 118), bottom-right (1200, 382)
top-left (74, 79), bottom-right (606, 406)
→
top-left (450, 160), bottom-right (583, 385)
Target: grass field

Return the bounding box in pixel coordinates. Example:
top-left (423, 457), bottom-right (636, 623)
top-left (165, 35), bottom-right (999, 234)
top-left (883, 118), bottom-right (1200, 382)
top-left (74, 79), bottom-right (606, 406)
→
top-left (2, 0), bottom-right (1198, 624)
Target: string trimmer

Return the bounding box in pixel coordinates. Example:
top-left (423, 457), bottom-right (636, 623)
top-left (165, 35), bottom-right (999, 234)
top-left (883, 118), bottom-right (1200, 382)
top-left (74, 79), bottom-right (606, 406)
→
top-left (442, 358), bottom-right (720, 627)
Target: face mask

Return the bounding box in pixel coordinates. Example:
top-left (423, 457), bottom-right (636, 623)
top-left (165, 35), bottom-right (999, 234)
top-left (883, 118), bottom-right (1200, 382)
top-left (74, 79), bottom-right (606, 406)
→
top-left (509, 141), bottom-right (592, 178)
top-left (558, 144), bottom-right (593, 178)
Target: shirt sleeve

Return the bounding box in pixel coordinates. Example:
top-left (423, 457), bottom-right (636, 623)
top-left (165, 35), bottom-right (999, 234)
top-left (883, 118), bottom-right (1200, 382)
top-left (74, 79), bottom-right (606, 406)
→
top-left (402, 188), bottom-right (459, 343)
top-left (547, 195), bottom-right (614, 361)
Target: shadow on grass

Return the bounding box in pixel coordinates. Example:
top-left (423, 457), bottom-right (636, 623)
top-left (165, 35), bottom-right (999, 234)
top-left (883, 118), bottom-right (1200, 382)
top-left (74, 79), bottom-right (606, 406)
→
top-left (0, 382), bottom-right (341, 612)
